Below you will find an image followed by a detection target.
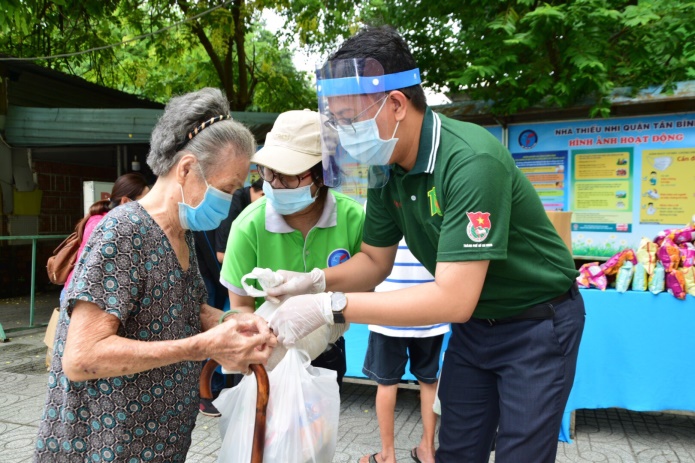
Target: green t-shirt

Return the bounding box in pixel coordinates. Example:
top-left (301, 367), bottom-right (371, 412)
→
top-left (221, 190), bottom-right (364, 309)
top-left (363, 108), bottom-right (578, 318)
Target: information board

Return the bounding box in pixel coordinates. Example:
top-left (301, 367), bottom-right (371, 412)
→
top-left (508, 113), bottom-right (695, 258)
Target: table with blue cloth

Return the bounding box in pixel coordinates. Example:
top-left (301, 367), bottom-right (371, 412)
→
top-left (560, 288), bottom-right (695, 441)
top-left (343, 289), bottom-right (695, 443)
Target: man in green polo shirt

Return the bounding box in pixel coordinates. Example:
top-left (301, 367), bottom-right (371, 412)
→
top-left (220, 109), bottom-right (365, 390)
top-left (267, 26), bottom-right (585, 463)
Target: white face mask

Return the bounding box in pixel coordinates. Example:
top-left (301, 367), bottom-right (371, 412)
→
top-left (337, 97), bottom-right (400, 166)
top-left (262, 182), bottom-right (317, 215)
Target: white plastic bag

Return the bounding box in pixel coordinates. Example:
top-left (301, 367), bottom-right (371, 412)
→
top-left (215, 348), bottom-right (340, 463)
top-left (215, 371), bottom-right (258, 462)
top-left (241, 268), bottom-right (332, 370)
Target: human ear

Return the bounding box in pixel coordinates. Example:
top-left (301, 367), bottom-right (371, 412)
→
top-left (175, 154), bottom-right (197, 186)
top-left (388, 91), bottom-right (409, 122)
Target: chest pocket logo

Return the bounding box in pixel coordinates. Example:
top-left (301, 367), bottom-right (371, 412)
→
top-left (427, 187), bottom-right (442, 217)
top-left (327, 249), bottom-right (351, 267)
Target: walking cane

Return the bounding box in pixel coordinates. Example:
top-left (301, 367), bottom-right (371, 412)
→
top-left (200, 360), bottom-right (270, 463)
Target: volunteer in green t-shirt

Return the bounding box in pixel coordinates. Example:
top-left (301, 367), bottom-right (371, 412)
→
top-left (267, 27), bottom-right (585, 463)
top-left (220, 109), bottom-right (365, 389)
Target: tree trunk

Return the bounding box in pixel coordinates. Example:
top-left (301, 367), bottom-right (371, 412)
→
top-left (231, 0), bottom-right (250, 111)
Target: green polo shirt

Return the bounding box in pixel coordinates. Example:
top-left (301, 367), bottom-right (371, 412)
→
top-left (221, 190), bottom-right (364, 309)
top-left (363, 108), bottom-right (578, 318)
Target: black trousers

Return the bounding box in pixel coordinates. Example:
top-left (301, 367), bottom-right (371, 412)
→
top-left (311, 336), bottom-right (346, 392)
top-left (437, 290), bottom-right (585, 463)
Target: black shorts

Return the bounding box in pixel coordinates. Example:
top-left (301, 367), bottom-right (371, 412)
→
top-left (362, 331), bottom-right (444, 386)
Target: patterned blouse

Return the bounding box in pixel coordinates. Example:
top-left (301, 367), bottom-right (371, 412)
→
top-left (35, 201), bottom-right (207, 463)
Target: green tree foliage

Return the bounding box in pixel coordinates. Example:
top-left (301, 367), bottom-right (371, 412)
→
top-left (0, 0), bottom-right (316, 112)
top-left (360, 0), bottom-right (695, 116)
top-left (3, 1), bottom-right (694, 116)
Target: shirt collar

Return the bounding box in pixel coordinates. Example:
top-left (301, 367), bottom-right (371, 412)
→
top-left (264, 190), bottom-right (338, 233)
top-left (394, 106), bottom-right (441, 176)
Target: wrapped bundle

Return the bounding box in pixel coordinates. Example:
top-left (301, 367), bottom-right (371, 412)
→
top-left (648, 262), bottom-right (665, 294)
top-left (601, 249), bottom-right (637, 276)
top-left (577, 262), bottom-right (607, 290)
top-left (615, 261), bottom-right (634, 293)
top-left (632, 263), bottom-right (648, 291)
top-left (654, 229), bottom-right (672, 247)
top-left (679, 243), bottom-right (695, 268)
top-left (666, 270), bottom-right (687, 300)
top-left (656, 238), bottom-right (681, 273)
top-left (654, 225), bottom-right (695, 246)
top-left (680, 267), bottom-right (695, 297)
top-left (636, 238), bottom-right (659, 275)
top-left (671, 226), bottom-right (695, 245)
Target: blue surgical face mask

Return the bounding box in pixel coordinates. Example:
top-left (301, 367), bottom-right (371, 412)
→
top-left (262, 181), bottom-right (317, 216)
top-left (178, 167), bottom-right (233, 231)
top-left (337, 97), bottom-right (400, 166)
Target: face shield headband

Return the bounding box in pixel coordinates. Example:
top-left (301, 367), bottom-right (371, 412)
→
top-left (316, 68), bottom-right (422, 98)
top-left (316, 62), bottom-right (421, 190)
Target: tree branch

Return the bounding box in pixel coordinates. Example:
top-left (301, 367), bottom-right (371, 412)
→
top-left (177, 0), bottom-right (226, 89)
top-left (545, 39), bottom-right (561, 82)
top-left (225, 34), bottom-right (235, 102)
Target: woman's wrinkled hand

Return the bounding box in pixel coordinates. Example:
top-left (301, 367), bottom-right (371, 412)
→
top-left (204, 313), bottom-right (277, 373)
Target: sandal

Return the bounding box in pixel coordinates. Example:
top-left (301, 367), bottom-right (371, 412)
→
top-left (411, 447), bottom-right (423, 463)
top-left (359, 453), bottom-right (381, 463)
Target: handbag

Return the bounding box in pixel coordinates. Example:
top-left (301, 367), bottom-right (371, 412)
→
top-left (46, 224), bottom-right (84, 285)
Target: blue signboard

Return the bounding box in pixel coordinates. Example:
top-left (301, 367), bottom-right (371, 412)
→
top-left (508, 113), bottom-right (695, 258)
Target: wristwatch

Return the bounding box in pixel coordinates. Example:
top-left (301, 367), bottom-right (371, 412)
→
top-left (330, 291), bottom-right (347, 324)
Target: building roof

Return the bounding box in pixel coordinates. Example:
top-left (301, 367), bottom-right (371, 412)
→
top-left (4, 106), bottom-right (278, 146)
top-left (0, 56), bottom-right (164, 109)
top-left (434, 81), bottom-right (695, 126)
top-left (1, 57), bottom-right (278, 145)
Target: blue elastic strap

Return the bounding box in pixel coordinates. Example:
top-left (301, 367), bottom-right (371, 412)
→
top-left (316, 68), bottom-right (421, 97)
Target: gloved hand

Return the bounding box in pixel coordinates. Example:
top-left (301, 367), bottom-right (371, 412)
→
top-left (268, 293), bottom-right (333, 346)
top-left (328, 322), bottom-right (350, 344)
top-left (264, 268), bottom-right (326, 300)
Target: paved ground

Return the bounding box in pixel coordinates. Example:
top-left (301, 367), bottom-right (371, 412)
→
top-left (2, 294), bottom-right (695, 462)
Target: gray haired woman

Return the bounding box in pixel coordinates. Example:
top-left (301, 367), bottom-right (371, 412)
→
top-left (35, 88), bottom-right (276, 462)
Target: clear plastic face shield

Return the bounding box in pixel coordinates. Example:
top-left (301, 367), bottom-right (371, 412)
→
top-left (316, 58), bottom-right (421, 189)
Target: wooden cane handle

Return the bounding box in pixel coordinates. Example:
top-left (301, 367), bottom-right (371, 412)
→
top-left (199, 361), bottom-right (269, 463)
top-left (250, 363), bottom-right (269, 463)
top-left (199, 359), bottom-right (219, 400)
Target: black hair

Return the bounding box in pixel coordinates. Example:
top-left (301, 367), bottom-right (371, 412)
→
top-left (327, 26), bottom-right (427, 112)
top-left (250, 178), bottom-right (264, 192)
top-left (310, 162), bottom-right (330, 206)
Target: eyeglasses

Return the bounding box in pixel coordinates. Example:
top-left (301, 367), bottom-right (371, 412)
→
top-left (257, 166), bottom-right (312, 189)
top-left (323, 94), bottom-right (388, 133)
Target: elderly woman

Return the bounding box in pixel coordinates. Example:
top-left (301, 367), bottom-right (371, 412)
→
top-left (220, 109), bottom-right (365, 390)
top-left (35, 88), bottom-right (276, 462)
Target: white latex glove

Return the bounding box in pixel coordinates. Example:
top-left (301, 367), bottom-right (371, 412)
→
top-left (268, 293), bottom-right (333, 346)
top-left (328, 322), bottom-right (350, 344)
top-left (264, 268), bottom-right (326, 300)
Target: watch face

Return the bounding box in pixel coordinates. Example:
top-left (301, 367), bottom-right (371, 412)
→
top-left (332, 292), bottom-right (347, 311)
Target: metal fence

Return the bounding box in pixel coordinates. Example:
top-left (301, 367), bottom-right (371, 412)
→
top-left (0, 234), bottom-right (67, 341)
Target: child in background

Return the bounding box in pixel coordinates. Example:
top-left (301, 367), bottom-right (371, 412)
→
top-left (361, 239), bottom-right (449, 463)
